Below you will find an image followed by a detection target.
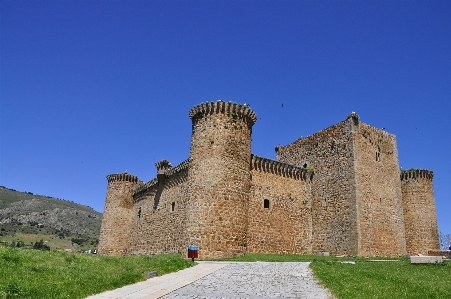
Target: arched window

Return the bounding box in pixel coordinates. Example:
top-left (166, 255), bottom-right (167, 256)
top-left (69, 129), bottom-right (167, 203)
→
top-left (171, 202), bottom-right (175, 212)
top-left (264, 199), bottom-right (270, 209)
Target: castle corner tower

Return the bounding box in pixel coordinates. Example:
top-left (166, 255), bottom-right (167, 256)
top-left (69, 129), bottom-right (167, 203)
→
top-left (98, 173), bottom-right (138, 255)
top-left (401, 169), bottom-right (440, 255)
top-left (186, 101), bottom-right (257, 259)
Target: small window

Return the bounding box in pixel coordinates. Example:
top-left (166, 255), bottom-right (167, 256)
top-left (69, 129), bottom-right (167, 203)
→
top-left (376, 152), bottom-right (380, 162)
top-left (138, 207), bottom-right (141, 218)
top-left (171, 202), bottom-right (175, 212)
top-left (264, 199), bottom-right (270, 209)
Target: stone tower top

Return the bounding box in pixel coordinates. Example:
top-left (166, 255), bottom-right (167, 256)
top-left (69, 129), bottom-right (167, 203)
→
top-left (188, 100), bottom-right (257, 125)
top-left (106, 173), bottom-right (138, 183)
top-left (401, 169), bottom-right (434, 181)
top-left (155, 159), bottom-right (172, 173)
top-left (346, 111), bottom-right (360, 120)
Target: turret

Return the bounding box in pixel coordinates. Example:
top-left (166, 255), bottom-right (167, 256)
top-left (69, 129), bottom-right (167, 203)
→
top-left (98, 172), bottom-right (138, 255)
top-left (186, 101), bottom-right (257, 259)
top-left (401, 169), bottom-right (440, 255)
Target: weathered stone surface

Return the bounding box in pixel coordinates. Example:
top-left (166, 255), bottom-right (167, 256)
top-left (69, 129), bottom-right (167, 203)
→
top-left (127, 166), bottom-right (189, 256)
top-left (185, 101), bottom-right (255, 259)
top-left (276, 118), bottom-right (360, 255)
top-left (276, 116), bottom-right (410, 257)
top-left (354, 122), bottom-right (407, 257)
top-left (402, 170), bottom-right (440, 256)
top-left (410, 256), bottom-right (442, 264)
top-left (98, 173), bottom-right (138, 256)
top-left (248, 155), bottom-right (312, 254)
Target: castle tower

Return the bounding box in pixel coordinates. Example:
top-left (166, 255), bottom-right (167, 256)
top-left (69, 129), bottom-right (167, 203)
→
top-left (98, 173), bottom-right (138, 255)
top-left (186, 101), bottom-right (257, 259)
top-left (401, 169), bottom-right (440, 255)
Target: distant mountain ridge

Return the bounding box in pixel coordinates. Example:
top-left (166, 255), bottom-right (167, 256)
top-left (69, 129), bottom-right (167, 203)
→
top-left (0, 186), bottom-right (102, 247)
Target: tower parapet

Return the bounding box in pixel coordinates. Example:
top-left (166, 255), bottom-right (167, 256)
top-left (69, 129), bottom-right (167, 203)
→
top-left (401, 168), bottom-right (439, 255)
top-left (189, 101), bottom-right (257, 125)
top-left (98, 172), bottom-right (138, 256)
top-left (401, 169), bottom-right (433, 180)
top-left (106, 173), bottom-right (138, 183)
top-left (186, 100), bottom-right (257, 259)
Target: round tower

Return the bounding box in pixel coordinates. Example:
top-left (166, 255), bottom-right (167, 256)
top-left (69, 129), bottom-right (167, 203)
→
top-left (98, 172), bottom-right (138, 256)
top-left (186, 101), bottom-right (257, 259)
top-left (401, 169), bottom-right (440, 255)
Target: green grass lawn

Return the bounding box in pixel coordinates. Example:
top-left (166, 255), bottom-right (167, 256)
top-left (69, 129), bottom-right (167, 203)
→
top-left (0, 246), bottom-right (194, 299)
top-left (217, 253), bottom-right (451, 299)
top-left (2, 247), bottom-right (450, 299)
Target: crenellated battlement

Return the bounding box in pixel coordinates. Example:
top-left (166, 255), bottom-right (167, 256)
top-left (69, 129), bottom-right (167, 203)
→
top-left (134, 177), bottom-right (158, 195)
top-left (106, 173), bottom-right (138, 183)
top-left (188, 100), bottom-right (257, 125)
top-left (134, 159), bottom-right (190, 196)
top-left (400, 169), bottom-right (434, 181)
top-left (164, 158), bottom-right (189, 177)
top-left (251, 154), bottom-right (311, 181)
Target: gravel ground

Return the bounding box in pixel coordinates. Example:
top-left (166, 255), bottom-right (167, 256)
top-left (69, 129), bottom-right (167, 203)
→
top-left (162, 262), bottom-right (332, 299)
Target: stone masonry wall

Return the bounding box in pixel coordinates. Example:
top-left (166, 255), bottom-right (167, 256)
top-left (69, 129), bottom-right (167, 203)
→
top-left (248, 155), bottom-right (313, 254)
top-left (401, 170), bottom-right (439, 255)
top-left (276, 117), bottom-right (359, 255)
top-left (98, 173), bottom-right (138, 256)
top-left (354, 122), bottom-right (407, 257)
top-left (127, 161), bottom-right (189, 256)
top-left (186, 101), bottom-right (257, 259)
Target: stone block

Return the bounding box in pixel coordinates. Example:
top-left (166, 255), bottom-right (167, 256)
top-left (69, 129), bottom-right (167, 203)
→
top-left (145, 271), bottom-right (158, 279)
top-left (410, 256), bottom-right (442, 264)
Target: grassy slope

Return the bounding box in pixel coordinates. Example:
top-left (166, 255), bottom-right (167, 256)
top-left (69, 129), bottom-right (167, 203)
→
top-left (0, 233), bottom-right (87, 252)
top-left (217, 253), bottom-right (451, 299)
top-left (0, 246), bottom-right (194, 299)
top-left (0, 186), bottom-right (102, 250)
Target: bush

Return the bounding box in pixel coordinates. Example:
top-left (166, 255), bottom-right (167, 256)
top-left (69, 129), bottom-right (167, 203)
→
top-left (33, 239), bottom-right (50, 251)
top-left (70, 238), bottom-right (86, 246)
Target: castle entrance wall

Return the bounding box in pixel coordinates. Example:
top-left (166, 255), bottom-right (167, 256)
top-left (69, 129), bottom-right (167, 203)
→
top-left (248, 155), bottom-right (312, 254)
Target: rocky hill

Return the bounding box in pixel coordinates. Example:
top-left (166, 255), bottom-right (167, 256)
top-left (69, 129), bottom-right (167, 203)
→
top-left (0, 186), bottom-right (102, 248)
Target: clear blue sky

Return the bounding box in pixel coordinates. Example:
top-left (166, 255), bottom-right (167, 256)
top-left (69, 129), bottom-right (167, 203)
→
top-left (1, 1), bottom-right (450, 234)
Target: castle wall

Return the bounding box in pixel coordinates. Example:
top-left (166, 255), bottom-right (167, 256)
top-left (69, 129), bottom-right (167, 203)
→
top-left (98, 173), bottom-right (138, 256)
top-left (248, 155), bottom-right (312, 254)
top-left (401, 170), bottom-right (439, 255)
top-left (127, 162), bottom-right (189, 256)
top-left (276, 118), bottom-right (359, 255)
top-left (186, 102), bottom-right (257, 259)
top-left (354, 122), bottom-right (406, 256)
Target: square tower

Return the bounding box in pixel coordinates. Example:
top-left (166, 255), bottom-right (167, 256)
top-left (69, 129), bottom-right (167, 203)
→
top-left (276, 113), bottom-right (407, 257)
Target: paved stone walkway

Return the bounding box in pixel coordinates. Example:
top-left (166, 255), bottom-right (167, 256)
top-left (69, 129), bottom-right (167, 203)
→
top-left (86, 262), bottom-right (332, 299)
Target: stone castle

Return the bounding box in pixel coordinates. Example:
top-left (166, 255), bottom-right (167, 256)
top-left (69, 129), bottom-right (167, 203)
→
top-left (98, 101), bottom-right (440, 259)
